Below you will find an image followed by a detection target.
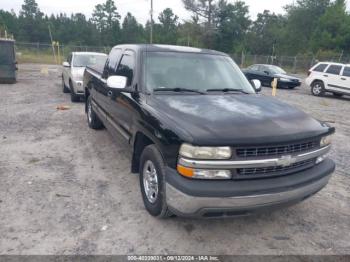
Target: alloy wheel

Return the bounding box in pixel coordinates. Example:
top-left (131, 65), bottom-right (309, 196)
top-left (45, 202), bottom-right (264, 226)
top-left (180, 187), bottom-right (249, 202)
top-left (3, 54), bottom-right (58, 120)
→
top-left (143, 160), bottom-right (159, 204)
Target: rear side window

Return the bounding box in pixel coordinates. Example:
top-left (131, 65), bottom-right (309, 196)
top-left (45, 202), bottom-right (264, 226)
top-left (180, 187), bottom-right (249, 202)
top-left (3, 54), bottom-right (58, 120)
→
top-left (313, 64), bottom-right (328, 72)
top-left (326, 65), bottom-right (342, 75)
top-left (104, 48), bottom-right (122, 78)
top-left (342, 67), bottom-right (350, 77)
top-left (116, 51), bottom-right (135, 86)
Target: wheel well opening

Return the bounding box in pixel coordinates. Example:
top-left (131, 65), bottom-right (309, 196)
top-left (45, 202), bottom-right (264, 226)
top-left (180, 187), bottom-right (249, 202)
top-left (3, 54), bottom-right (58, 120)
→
top-left (132, 133), bottom-right (154, 173)
top-left (312, 79), bottom-right (323, 86)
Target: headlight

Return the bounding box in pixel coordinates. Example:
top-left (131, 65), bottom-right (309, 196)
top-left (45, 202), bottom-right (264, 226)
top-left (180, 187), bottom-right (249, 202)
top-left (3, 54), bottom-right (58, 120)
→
top-left (279, 77), bottom-right (291, 82)
top-left (320, 135), bottom-right (332, 147)
top-left (177, 165), bottom-right (232, 180)
top-left (179, 143), bottom-right (232, 160)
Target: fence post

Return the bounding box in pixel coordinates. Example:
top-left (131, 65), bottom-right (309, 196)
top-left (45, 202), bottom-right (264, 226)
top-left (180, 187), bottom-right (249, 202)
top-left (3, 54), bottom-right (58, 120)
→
top-left (293, 56), bottom-right (297, 74)
top-left (241, 51), bottom-right (245, 68)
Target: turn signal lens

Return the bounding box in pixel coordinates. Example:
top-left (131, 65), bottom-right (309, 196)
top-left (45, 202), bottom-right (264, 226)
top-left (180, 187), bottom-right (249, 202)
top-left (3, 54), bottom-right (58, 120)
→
top-left (177, 165), bottom-right (232, 180)
top-left (177, 165), bottom-right (194, 178)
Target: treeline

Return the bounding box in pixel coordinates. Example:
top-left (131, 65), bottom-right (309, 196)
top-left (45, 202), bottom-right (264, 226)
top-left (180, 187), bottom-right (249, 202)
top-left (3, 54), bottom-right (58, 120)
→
top-left (0, 0), bottom-right (350, 56)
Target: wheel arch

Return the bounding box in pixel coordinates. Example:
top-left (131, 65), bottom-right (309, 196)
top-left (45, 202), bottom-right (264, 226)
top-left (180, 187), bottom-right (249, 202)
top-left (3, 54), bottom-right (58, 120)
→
top-left (311, 79), bottom-right (325, 86)
top-left (131, 131), bottom-right (157, 174)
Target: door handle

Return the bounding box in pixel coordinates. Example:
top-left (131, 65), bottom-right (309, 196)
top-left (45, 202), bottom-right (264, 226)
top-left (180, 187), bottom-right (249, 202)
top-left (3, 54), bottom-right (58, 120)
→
top-left (341, 78), bottom-right (346, 80)
top-left (323, 75), bottom-right (328, 77)
top-left (107, 90), bottom-right (113, 97)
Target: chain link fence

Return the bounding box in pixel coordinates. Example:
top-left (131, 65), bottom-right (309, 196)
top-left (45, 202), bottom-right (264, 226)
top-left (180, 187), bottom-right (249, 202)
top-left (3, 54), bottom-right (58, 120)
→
top-left (13, 42), bottom-right (350, 74)
top-left (15, 42), bottom-right (111, 64)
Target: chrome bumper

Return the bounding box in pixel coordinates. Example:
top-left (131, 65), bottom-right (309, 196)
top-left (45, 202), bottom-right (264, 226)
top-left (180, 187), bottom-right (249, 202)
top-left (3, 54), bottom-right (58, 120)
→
top-left (178, 145), bottom-right (331, 169)
top-left (166, 175), bottom-right (331, 217)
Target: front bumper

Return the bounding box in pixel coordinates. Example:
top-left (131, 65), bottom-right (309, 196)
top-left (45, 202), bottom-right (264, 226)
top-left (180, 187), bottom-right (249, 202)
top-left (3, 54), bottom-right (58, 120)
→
top-left (277, 80), bottom-right (301, 88)
top-left (72, 80), bottom-right (84, 94)
top-left (165, 159), bottom-right (335, 218)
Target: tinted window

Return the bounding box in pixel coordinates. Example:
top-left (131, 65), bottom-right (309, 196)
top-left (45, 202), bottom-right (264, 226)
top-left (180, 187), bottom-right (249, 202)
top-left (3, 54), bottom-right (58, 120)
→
top-left (73, 54), bottom-right (107, 67)
top-left (313, 64), bottom-right (328, 72)
top-left (260, 66), bottom-right (269, 73)
top-left (104, 48), bottom-right (122, 77)
top-left (116, 51), bottom-right (135, 86)
top-left (267, 65), bottom-right (286, 74)
top-left (326, 65), bottom-right (342, 75)
top-left (342, 67), bottom-right (350, 77)
top-left (249, 65), bottom-right (259, 71)
top-left (143, 52), bottom-right (255, 93)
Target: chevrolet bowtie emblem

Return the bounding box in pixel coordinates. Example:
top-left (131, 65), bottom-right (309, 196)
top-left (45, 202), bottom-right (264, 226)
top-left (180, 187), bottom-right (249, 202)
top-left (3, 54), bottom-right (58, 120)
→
top-left (278, 155), bottom-right (297, 167)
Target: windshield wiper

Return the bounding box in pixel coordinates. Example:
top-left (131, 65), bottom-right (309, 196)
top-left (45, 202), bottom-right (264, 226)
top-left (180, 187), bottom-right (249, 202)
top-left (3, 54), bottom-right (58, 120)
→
top-left (153, 87), bottom-right (205, 95)
top-left (206, 88), bottom-right (249, 94)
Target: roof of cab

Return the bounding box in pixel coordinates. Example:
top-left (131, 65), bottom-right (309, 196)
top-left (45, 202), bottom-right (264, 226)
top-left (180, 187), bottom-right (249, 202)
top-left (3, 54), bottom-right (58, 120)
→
top-left (72, 52), bottom-right (107, 56)
top-left (111, 44), bottom-right (228, 56)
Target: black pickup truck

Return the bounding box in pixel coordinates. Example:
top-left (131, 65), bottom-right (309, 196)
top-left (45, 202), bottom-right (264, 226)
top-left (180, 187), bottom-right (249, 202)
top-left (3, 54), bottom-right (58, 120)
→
top-left (83, 44), bottom-right (335, 218)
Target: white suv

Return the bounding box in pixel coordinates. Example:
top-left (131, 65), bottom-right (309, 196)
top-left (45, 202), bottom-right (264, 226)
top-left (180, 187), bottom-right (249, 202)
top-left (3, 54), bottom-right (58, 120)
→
top-left (306, 62), bottom-right (350, 98)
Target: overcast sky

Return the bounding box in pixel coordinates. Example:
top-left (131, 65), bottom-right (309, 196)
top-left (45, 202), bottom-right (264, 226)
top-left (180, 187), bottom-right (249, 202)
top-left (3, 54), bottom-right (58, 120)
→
top-left (1, 0), bottom-right (349, 24)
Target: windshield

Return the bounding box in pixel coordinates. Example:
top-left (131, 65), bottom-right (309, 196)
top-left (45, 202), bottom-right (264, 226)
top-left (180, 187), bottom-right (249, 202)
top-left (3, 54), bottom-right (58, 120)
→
top-left (73, 54), bottom-right (107, 67)
top-left (268, 65), bottom-right (286, 74)
top-left (0, 42), bottom-right (15, 65)
top-left (143, 52), bottom-right (255, 94)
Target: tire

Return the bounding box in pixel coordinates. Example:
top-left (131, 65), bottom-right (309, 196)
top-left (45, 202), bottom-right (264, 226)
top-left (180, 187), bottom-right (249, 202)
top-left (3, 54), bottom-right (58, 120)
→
top-left (69, 81), bottom-right (80, 102)
top-left (333, 93), bottom-right (343, 98)
top-left (311, 81), bottom-right (325, 96)
top-left (139, 145), bottom-right (172, 218)
top-left (62, 76), bottom-right (70, 93)
top-left (86, 96), bottom-right (104, 129)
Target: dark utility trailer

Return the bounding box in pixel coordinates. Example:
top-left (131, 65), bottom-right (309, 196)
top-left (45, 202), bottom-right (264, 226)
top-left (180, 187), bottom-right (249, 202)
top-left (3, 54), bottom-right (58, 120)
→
top-left (0, 39), bottom-right (17, 84)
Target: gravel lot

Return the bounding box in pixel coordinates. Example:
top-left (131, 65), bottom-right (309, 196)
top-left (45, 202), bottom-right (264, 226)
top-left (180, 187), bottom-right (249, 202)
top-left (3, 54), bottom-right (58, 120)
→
top-left (0, 64), bottom-right (349, 255)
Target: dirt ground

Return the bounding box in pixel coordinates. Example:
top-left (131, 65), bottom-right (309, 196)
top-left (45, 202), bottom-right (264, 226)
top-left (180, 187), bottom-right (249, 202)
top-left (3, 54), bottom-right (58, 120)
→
top-left (0, 64), bottom-right (349, 255)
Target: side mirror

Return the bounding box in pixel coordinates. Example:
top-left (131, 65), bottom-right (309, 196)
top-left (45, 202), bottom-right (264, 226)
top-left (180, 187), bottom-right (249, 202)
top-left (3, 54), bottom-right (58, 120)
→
top-left (63, 62), bottom-right (70, 67)
top-left (251, 79), bottom-right (262, 93)
top-left (107, 75), bottom-right (128, 90)
top-left (264, 70), bottom-right (270, 75)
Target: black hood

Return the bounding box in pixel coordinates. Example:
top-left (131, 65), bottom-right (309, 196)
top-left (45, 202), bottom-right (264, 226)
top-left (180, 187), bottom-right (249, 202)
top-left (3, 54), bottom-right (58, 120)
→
top-left (147, 94), bottom-right (330, 146)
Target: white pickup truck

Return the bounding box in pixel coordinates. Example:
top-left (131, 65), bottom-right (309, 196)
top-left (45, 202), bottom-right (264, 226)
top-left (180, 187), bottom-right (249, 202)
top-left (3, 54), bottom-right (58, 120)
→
top-left (62, 52), bottom-right (108, 102)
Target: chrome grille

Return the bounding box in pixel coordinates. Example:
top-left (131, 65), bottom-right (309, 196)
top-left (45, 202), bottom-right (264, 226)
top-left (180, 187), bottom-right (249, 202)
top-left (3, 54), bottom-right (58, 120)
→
top-left (236, 158), bottom-right (316, 178)
top-left (236, 140), bottom-right (318, 158)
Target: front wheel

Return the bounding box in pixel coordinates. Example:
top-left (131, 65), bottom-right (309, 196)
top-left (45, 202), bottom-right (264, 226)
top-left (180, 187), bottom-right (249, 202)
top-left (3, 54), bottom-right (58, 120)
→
top-left (139, 145), bottom-right (172, 218)
top-left (311, 81), bottom-right (325, 96)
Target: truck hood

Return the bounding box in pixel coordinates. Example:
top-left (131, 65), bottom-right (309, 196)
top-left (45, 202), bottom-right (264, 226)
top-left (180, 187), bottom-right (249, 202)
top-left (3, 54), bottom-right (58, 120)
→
top-left (147, 94), bottom-right (329, 145)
